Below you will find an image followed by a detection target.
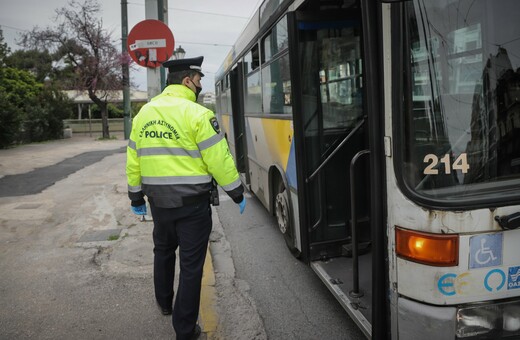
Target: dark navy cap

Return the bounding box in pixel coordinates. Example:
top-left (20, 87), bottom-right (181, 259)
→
top-left (162, 56), bottom-right (204, 76)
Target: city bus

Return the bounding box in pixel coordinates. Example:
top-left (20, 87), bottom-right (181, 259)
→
top-left (214, 0), bottom-right (520, 338)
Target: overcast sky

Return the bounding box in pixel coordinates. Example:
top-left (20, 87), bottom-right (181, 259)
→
top-left (0, 0), bottom-right (261, 93)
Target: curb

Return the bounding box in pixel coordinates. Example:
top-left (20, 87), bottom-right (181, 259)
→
top-left (200, 247), bottom-right (219, 338)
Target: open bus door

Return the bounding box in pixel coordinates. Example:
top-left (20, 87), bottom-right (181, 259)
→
top-left (289, 0), bottom-right (386, 337)
top-left (229, 62), bottom-right (250, 185)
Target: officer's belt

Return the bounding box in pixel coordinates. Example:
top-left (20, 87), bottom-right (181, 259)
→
top-left (182, 192), bottom-right (211, 206)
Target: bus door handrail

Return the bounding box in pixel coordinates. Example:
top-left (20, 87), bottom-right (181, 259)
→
top-left (349, 149), bottom-right (370, 298)
top-left (306, 117), bottom-right (366, 232)
top-left (306, 117), bottom-right (366, 184)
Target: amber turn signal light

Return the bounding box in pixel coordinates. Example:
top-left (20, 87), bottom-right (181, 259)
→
top-left (395, 227), bottom-right (458, 266)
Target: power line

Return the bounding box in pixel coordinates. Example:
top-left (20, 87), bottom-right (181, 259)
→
top-left (0, 24), bottom-right (28, 33)
top-left (175, 41), bottom-right (232, 48)
top-left (0, 25), bottom-right (233, 49)
top-left (127, 2), bottom-right (250, 20)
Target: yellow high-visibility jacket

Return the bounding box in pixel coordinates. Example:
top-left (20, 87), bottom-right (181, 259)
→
top-left (126, 84), bottom-right (243, 208)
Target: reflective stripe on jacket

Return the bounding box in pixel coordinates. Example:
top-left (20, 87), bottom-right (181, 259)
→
top-left (126, 84), bottom-right (243, 207)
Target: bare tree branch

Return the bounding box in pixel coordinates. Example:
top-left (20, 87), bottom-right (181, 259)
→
top-left (20, 0), bottom-right (124, 138)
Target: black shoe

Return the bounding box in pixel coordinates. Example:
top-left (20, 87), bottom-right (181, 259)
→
top-left (156, 303), bottom-right (172, 315)
top-left (190, 324), bottom-right (201, 340)
top-left (160, 307), bottom-right (172, 315)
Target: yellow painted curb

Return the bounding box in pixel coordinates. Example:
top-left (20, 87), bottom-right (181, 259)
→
top-left (200, 247), bottom-right (218, 338)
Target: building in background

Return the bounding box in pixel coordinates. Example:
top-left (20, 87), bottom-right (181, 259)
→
top-left (202, 92), bottom-right (216, 105)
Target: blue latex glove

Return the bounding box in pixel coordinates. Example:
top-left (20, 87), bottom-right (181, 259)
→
top-left (131, 204), bottom-right (147, 216)
top-left (238, 197), bottom-right (246, 214)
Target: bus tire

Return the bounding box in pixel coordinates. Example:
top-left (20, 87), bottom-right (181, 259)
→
top-left (275, 181), bottom-right (300, 258)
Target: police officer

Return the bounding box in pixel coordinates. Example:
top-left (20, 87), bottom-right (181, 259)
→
top-left (126, 56), bottom-right (246, 340)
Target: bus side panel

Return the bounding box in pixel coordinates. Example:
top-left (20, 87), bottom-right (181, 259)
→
top-left (245, 116), bottom-right (294, 210)
top-left (220, 113), bottom-right (237, 159)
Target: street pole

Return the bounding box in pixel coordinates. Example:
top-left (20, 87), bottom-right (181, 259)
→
top-left (121, 0), bottom-right (131, 140)
top-left (145, 0), bottom-right (168, 99)
top-left (157, 0), bottom-right (166, 91)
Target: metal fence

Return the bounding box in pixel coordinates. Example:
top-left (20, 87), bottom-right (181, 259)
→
top-left (63, 119), bottom-right (125, 134)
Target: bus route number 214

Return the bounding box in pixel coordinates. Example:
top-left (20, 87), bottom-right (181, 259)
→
top-left (423, 153), bottom-right (470, 175)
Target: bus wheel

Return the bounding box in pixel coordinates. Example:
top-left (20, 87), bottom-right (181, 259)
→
top-left (275, 182), bottom-right (300, 258)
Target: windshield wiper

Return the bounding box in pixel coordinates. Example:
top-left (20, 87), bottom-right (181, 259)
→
top-left (495, 212), bottom-right (520, 230)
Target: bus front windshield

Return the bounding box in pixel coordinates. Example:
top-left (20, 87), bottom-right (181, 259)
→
top-left (402, 0), bottom-right (520, 205)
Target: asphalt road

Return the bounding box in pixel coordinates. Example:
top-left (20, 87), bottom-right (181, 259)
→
top-left (0, 136), bottom-right (208, 339)
top-left (0, 134), bottom-right (268, 340)
top-left (0, 134), bottom-right (364, 340)
top-left (0, 138), bottom-right (177, 339)
top-left (0, 147), bottom-right (125, 197)
top-left (215, 193), bottom-right (366, 340)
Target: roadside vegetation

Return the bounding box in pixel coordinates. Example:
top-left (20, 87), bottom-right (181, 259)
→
top-left (0, 0), bottom-right (133, 148)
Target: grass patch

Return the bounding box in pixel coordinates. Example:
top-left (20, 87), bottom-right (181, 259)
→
top-left (107, 234), bottom-right (119, 241)
top-left (97, 136), bottom-right (119, 141)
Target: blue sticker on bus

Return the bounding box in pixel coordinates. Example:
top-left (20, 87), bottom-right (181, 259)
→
top-left (484, 269), bottom-right (506, 292)
top-left (508, 266), bottom-right (520, 290)
top-left (469, 233), bottom-right (502, 269)
top-left (438, 273), bottom-right (457, 296)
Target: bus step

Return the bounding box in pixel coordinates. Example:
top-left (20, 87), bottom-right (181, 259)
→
top-left (342, 241), bottom-right (371, 257)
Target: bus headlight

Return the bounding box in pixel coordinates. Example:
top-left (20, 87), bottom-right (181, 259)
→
top-left (503, 305), bottom-right (520, 332)
top-left (456, 301), bottom-right (520, 338)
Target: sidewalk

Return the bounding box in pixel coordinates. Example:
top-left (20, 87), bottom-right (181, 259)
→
top-left (0, 133), bottom-right (127, 177)
top-left (0, 134), bottom-right (218, 339)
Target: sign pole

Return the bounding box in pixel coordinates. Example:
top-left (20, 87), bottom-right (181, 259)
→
top-left (144, 0), bottom-right (169, 99)
top-left (128, 4), bottom-right (173, 101)
top-left (158, 0), bottom-right (166, 91)
top-left (121, 0), bottom-right (131, 140)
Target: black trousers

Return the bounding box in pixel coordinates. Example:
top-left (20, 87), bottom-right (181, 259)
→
top-left (149, 200), bottom-right (212, 340)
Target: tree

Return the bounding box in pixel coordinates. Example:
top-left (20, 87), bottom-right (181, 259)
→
top-left (0, 28), bottom-right (72, 148)
top-left (0, 28), bottom-right (11, 65)
top-left (0, 67), bottom-right (37, 147)
top-left (0, 28), bottom-right (25, 147)
top-left (21, 0), bottom-right (124, 139)
top-left (4, 49), bottom-right (54, 83)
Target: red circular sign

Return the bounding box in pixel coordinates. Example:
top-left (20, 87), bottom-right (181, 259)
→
top-left (127, 19), bottom-right (174, 68)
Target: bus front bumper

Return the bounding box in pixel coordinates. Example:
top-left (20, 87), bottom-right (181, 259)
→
top-left (398, 297), bottom-right (520, 339)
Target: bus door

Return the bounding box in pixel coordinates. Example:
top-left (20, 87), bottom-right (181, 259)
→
top-left (230, 62), bottom-right (250, 184)
top-left (290, 3), bottom-right (373, 336)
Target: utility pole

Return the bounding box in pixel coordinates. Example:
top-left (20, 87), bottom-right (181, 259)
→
top-left (121, 0), bottom-right (131, 140)
top-left (157, 0), bottom-right (166, 91)
top-left (145, 0), bottom-right (168, 100)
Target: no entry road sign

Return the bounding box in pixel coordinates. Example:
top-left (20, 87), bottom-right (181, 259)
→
top-left (127, 19), bottom-right (174, 68)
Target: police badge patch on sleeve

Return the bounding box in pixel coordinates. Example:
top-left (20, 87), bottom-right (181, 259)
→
top-left (210, 117), bottom-right (220, 134)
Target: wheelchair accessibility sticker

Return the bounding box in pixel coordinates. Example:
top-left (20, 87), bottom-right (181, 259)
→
top-left (469, 233), bottom-right (502, 269)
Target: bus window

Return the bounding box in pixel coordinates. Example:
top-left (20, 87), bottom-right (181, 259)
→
top-left (225, 73), bottom-right (232, 114)
top-left (262, 16), bottom-right (289, 63)
top-left (245, 71), bottom-right (262, 114)
top-left (221, 79), bottom-right (228, 114)
top-left (320, 40), bottom-right (363, 130)
top-left (402, 0), bottom-right (520, 205)
top-left (262, 54), bottom-right (291, 114)
top-left (259, 0), bottom-right (281, 26)
top-left (244, 44), bottom-right (262, 116)
top-left (216, 81), bottom-right (222, 113)
top-left (244, 44), bottom-right (260, 73)
top-left (315, 24), bottom-right (364, 131)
